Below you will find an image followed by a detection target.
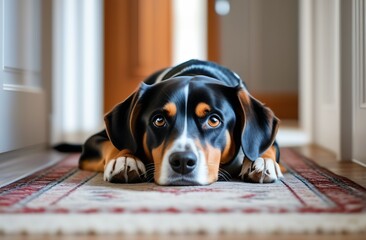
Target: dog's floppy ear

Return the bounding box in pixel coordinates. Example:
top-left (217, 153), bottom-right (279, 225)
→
top-left (237, 88), bottom-right (279, 161)
top-left (104, 83), bottom-right (149, 152)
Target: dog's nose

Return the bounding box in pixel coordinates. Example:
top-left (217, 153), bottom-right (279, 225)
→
top-left (169, 151), bottom-right (197, 175)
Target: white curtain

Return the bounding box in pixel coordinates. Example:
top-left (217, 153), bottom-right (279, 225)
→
top-left (51, 0), bottom-right (103, 144)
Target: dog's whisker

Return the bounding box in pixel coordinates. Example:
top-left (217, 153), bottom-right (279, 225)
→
top-left (144, 169), bottom-right (155, 175)
top-left (145, 172), bottom-right (154, 177)
top-left (222, 175), bottom-right (231, 181)
top-left (217, 176), bottom-right (226, 182)
top-left (138, 165), bottom-right (154, 180)
top-left (218, 169), bottom-right (232, 182)
top-left (140, 173), bottom-right (154, 180)
top-left (146, 176), bottom-right (154, 182)
top-left (219, 169), bottom-right (232, 179)
top-left (219, 168), bottom-right (231, 176)
top-left (218, 173), bottom-right (229, 182)
top-left (220, 174), bottom-right (230, 181)
top-left (219, 176), bottom-right (229, 182)
top-left (139, 173), bottom-right (147, 178)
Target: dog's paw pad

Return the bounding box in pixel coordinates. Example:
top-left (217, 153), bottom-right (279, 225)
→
top-left (103, 157), bottom-right (146, 183)
top-left (239, 157), bottom-right (283, 183)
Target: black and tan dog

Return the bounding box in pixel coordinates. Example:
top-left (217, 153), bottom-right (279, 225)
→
top-left (79, 60), bottom-right (283, 185)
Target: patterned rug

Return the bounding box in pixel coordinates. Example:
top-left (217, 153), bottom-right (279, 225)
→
top-left (0, 148), bottom-right (365, 234)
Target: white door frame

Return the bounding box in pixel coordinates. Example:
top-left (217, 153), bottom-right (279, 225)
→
top-left (352, 0), bottom-right (366, 165)
top-left (299, 0), bottom-right (342, 156)
top-left (299, 0), bottom-right (314, 148)
top-left (299, 0), bottom-right (341, 159)
top-left (299, 0), bottom-right (362, 162)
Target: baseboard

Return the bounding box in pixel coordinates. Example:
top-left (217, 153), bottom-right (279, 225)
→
top-left (353, 159), bottom-right (366, 168)
top-left (0, 148), bottom-right (68, 188)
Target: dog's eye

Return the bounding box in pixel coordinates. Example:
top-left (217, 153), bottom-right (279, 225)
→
top-left (207, 115), bottom-right (221, 128)
top-left (152, 115), bottom-right (167, 128)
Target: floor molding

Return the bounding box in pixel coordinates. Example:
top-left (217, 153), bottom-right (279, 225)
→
top-left (0, 149), bottom-right (67, 188)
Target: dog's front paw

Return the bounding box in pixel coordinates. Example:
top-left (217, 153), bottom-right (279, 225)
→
top-left (104, 156), bottom-right (146, 183)
top-left (239, 157), bottom-right (283, 183)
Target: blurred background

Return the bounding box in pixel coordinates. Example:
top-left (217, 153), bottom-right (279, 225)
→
top-left (0, 0), bottom-right (365, 165)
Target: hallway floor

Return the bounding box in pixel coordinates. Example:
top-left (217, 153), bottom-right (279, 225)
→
top-left (0, 145), bottom-right (365, 239)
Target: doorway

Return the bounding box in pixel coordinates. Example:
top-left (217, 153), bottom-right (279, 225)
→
top-left (209, 0), bottom-right (308, 146)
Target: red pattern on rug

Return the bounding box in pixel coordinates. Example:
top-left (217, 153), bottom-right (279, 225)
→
top-left (0, 149), bottom-right (365, 215)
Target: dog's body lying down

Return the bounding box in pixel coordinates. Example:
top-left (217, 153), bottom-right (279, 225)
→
top-left (79, 60), bottom-right (283, 185)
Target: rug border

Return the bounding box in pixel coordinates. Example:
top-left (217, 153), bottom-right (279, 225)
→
top-left (282, 149), bottom-right (366, 192)
top-left (1, 149), bottom-right (366, 235)
top-left (1, 149), bottom-right (365, 193)
top-left (1, 213), bottom-right (366, 235)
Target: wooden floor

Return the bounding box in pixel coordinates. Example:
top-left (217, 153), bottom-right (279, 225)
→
top-left (293, 145), bottom-right (366, 188)
top-left (1, 145), bottom-right (366, 240)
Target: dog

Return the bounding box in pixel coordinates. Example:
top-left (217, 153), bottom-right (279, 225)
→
top-left (79, 59), bottom-right (283, 185)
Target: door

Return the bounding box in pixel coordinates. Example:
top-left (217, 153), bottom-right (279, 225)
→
top-left (0, 0), bottom-right (50, 154)
top-left (353, 0), bottom-right (366, 165)
top-left (312, 0), bottom-right (341, 157)
top-left (104, 0), bottom-right (172, 112)
top-left (212, 0), bottom-right (299, 120)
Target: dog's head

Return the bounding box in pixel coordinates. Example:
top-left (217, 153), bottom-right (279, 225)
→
top-left (105, 76), bottom-right (279, 185)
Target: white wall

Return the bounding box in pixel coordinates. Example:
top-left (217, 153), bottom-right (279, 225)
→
top-left (172, 0), bottom-right (207, 64)
top-left (219, 0), bottom-right (298, 93)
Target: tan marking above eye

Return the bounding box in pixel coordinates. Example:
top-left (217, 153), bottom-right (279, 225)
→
top-left (195, 102), bottom-right (211, 118)
top-left (163, 102), bottom-right (177, 117)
